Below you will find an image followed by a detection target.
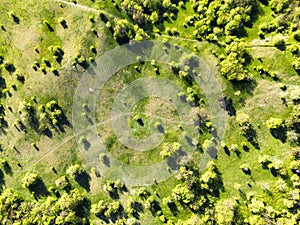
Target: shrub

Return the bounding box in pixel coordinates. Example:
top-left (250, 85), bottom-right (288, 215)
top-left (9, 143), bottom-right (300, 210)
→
top-left (88, 15), bottom-right (95, 23)
top-left (90, 45), bottom-right (96, 54)
top-left (258, 155), bottom-right (272, 169)
top-left (58, 17), bottom-right (67, 28)
top-left (240, 163), bottom-right (251, 174)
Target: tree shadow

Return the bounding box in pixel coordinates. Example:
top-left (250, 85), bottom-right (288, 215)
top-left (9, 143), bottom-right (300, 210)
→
top-left (29, 178), bottom-right (49, 199)
top-left (156, 124), bottom-right (165, 133)
top-left (232, 79), bottom-right (257, 96)
top-left (75, 172), bottom-right (91, 192)
top-left (270, 127), bottom-right (287, 143)
top-left (167, 201), bottom-right (179, 216)
top-left (46, 23), bottom-right (54, 32)
top-left (0, 169), bottom-right (5, 191)
top-left (220, 96), bottom-right (236, 116)
top-left (110, 205), bottom-right (125, 223)
top-left (108, 188), bottom-right (120, 200)
top-left (2, 161), bottom-right (13, 176)
top-left (224, 146), bottom-right (231, 156)
top-left (12, 15), bottom-right (20, 24)
top-left (103, 155), bottom-right (110, 167)
top-left (243, 126), bottom-right (260, 149)
top-left (82, 139), bottom-right (91, 150)
top-left (4, 63), bottom-right (16, 74)
top-left (149, 200), bottom-right (162, 216)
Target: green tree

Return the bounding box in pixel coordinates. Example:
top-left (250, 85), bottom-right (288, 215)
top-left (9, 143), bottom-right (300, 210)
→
top-left (215, 199), bottom-right (236, 225)
top-left (22, 173), bottom-right (40, 190)
top-left (66, 164), bottom-right (85, 180)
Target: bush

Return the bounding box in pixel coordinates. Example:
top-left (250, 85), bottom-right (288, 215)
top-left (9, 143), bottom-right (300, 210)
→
top-left (240, 163), bottom-right (251, 174)
top-left (58, 17), bottom-right (67, 28)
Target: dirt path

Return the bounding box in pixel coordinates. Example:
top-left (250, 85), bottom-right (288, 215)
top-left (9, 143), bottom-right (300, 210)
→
top-left (55, 0), bottom-right (97, 12)
top-left (55, 0), bottom-right (117, 18)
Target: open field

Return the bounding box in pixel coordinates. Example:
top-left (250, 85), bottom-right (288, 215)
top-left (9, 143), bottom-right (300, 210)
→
top-left (0, 0), bottom-right (300, 224)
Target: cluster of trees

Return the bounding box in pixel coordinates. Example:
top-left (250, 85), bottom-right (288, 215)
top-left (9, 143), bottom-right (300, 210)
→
top-left (190, 0), bottom-right (257, 40)
top-left (0, 186), bottom-right (89, 224)
top-left (121, 0), bottom-right (178, 26)
top-left (15, 98), bottom-right (66, 134)
top-left (219, 39), bottom-right (252, 81)
top-left (107, 18), bottom-right (149, 44)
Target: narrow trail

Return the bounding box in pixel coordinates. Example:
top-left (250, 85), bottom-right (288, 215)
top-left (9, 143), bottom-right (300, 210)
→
top-left (55, 0), bottom-right (97, 12)
top-left (55, 0), bottom-right (117, 19)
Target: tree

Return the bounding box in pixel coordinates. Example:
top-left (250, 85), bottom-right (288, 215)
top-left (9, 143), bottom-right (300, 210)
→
top-left (248, 198), bottom-right (265, 214)
top-left (58, 189), bottom-right (88, 217)
top-left (236, 112), bottom-right (250, 127)
top-left (268, 159), bottom-right (287, 176)
top-left (66, 164), bottom-right (85, 180)
top-left (113, 19), bottom-right (135, 43)
top-left (91, 200), bottom-right (108, 218)
top-left (200, 161), bottom-right (223, 195)
top-left (266, 117), bottom-right (283, 129)
top-left (22, 173), bottom-right (40, 190)
top-left (172, 184), bottom-right (194, 204)
top-left (215, 199), bottom-right (236, 225)
top-left (55, 176), bottom-right (71, 191)
top-left (0, 189), bottom-right (24, 222)
top-left (294, 30), bottom-right (300, 42)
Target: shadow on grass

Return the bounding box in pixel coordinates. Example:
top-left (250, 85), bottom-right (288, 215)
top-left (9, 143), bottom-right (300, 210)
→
top-left (270, 127), bottom-right (287, 143)
top-left (232, 79), bottom-right (257, 96)
top-left (75, 172), bottom-right (91, 192)
top-left (29, 179), bottom-right (49, 199)
top-left (0, 169), bottom-right (5, 191)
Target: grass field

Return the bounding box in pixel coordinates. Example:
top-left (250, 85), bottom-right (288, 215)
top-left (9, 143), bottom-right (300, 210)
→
top-left (0, 0), bottom-right (300, 224)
